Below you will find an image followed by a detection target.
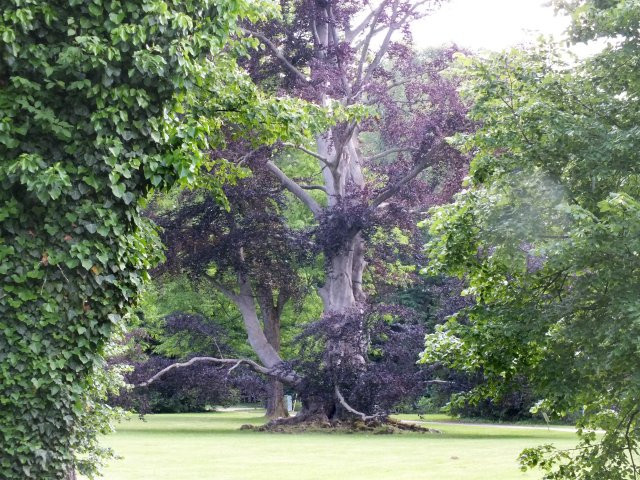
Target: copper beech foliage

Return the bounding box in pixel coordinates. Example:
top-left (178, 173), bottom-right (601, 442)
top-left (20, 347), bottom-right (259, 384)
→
top-left (143, 0), bottom-right (472, 421)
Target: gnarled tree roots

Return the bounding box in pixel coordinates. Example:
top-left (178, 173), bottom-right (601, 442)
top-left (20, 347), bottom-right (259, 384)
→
top-left (241, 416), bottom-right (440, 434)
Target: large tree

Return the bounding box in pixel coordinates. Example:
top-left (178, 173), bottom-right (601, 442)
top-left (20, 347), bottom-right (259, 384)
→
top-left (143, 0), bottom-right (470, 423)
top-left (150, 163), bottom-right (315, 418)
top-left (422, 1), bottom-right (640, 478)
top-left (0, 1), bottom-right (334, 478)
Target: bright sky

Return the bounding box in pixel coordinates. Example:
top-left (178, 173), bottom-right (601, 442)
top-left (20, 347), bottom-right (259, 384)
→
top-left (412, 0), bottom-right (571, 51)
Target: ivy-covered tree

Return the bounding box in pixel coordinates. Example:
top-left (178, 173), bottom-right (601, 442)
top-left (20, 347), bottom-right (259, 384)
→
top-left (422, 1), bottom-right (640, 477)
top-left (0, 1), bottom-right (336, 478)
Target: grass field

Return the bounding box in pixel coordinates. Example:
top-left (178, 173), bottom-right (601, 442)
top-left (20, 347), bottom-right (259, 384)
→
top-left (95, 410), bottom-right (578, 480)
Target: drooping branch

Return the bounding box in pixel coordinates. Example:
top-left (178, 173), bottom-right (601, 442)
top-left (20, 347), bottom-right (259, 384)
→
top-left (137, 356), bottom-right (301, 387)
top-left (137, 357), bottom-right (272, 387)
top-left (242, 29), bottom-right (309, 83)
top-left (266, 160), bottom-right (323, 218)
top-left (335, 385), bottom-right (380, 421)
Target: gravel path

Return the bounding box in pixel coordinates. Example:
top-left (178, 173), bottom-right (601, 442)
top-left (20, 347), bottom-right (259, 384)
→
top-left (403, 419), bottom-right (597, 433)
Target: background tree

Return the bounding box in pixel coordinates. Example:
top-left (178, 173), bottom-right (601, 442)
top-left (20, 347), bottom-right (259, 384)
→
top-left (149, 163), bottom-right (316, 418)
top-left (0, 1), bottom-right (337, 478)
top-left (422, 1), bottom-right (640, 477)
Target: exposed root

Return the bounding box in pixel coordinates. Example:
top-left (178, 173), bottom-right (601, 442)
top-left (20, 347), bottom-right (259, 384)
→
top-left (241, 416), bottom-right (440, 434)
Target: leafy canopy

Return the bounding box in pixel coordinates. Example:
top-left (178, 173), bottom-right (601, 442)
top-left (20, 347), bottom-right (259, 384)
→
top-left (422, 1), bottom-right (640, 478)
top-left (0, 0), bottom-right (342, 478)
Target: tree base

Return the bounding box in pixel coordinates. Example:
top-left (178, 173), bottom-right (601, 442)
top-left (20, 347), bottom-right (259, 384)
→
top-left (241, 416), bottom-right (440, 434)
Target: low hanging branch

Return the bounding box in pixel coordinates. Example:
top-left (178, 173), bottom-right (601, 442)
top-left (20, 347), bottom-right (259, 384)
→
top-left (334, 385), bottom-right (380, 421)
top-left (137, 357), bottom-right (272, 388)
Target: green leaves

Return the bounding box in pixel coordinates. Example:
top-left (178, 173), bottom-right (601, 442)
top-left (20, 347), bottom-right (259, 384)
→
top-left (0, 0), bottom-right (317, 478)
top-left (423, 2), bottom-right (640, 478)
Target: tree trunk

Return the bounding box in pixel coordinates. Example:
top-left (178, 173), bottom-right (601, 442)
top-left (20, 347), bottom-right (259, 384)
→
top-left (65, 467), bottom-right (77, 480)
top-left (258, 286), bottom-right (289, 419)
top-left (265, 378), bottom-right (288, 418)
top-left (234, 276), bottom-right (283, 370)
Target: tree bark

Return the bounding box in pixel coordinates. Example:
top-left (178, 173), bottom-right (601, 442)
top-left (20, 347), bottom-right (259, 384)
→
top-left (65, 467), bottom-right (77, 480)
top-left (258, 287), bottom-right (289, 419)
top-left (265, 378), bottom-right (288, 419)
top-left (234, 275), bottom-right (283, 370)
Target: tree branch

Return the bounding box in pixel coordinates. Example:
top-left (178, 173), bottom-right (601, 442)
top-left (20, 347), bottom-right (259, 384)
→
top-left (242, 29), bottom-right (309, 83)
top-left (311, 18), bottom-right (322, 45)
top-left (354, 1), bottom-right (388, 85)
top-left (365, 146), bottom-right (418, 162)
top-left (346, 3), bottom-right (385, 43)
top-left (237, 147), bottom-right (262, 166)
top-left (210, 279), bottom-right (240, 304)
top-left (138, 356), bottom-right (301, 387)
top-left (137, 357), bottom-right (272, 387)
top-left (335, 385), bottom-right (380, 421)
top-left (356, 0), bottom-right (432, 92)
top-left (371, 140), bottom-right (443, 208)
top-left (282, 142), bottom-right (333, 166)
top-left (300, 184), bottom-right (328, 193)
top-left (266, 160), bottom-right (323, 218)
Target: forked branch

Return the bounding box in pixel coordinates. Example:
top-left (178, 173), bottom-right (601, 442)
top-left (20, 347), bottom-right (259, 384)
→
top-left (266, 161), bottom-right (323, 218)
top-left (137, 357), bottom-right (272, 387)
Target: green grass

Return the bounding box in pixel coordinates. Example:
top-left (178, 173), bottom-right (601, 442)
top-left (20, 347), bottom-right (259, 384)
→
top-left (94, 411), bottom-right (578, 480)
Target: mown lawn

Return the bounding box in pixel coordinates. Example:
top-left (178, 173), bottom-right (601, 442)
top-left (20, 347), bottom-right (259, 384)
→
top-left (94, 410), bottom-right (577, 480)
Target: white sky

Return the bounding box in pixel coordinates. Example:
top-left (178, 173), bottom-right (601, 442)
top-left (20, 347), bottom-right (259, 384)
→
top-left (412, 0), bottom-right (571, 51)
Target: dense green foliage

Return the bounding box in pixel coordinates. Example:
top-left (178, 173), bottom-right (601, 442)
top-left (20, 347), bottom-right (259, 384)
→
top-left (422, 1), bottom-right (640, 478)
top-left (0, 1), bottom-right (337, 478)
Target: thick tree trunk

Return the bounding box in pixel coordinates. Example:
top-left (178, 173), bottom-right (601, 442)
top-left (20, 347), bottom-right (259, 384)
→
top-left (258, 286), bottom-right (289, 419)
top-left (65, 467), bottom-right (77, 480)
top-left (234, 276), bottom-right (283, 370)
top-left (265, 378), bottom-right (288, 418)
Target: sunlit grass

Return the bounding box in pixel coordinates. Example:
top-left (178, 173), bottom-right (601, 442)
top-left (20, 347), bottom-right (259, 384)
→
top-left (94, 410), bottom-right (577, 480)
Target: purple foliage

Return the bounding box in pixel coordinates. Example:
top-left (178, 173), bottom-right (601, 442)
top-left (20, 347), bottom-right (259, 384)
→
top-left (111, 312), bottom-right (268, 413)
top-left (293, 304), bottom-right (440, 414)
top-left (152, 166), bottom-right (314, 300)
top-left (141, 1), bottom-right (478, 419)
